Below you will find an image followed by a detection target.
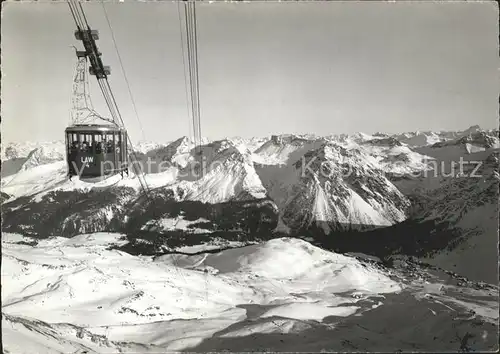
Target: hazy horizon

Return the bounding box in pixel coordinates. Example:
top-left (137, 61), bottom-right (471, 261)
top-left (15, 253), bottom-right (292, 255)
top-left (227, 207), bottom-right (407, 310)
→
top-left (2, 1), bottom-right (499, 144)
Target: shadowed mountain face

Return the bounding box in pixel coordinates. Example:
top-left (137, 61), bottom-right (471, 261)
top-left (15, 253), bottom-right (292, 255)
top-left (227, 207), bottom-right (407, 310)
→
top-left (1, 187), bottom-right (279, 252)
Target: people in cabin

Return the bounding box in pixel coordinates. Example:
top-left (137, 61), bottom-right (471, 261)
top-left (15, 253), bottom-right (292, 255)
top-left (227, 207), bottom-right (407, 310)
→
top-left (106, 140), bottom-right (114, 153)
top-left (69, 141), bottom-right (79, 180)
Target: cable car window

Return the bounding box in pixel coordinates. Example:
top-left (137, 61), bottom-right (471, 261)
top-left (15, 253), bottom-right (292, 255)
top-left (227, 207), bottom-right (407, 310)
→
top-left (100, 134), bottom-right (107, 153)
top-left (87, 134), bottom-right (93, 152)
top-left (80, 133), bottom-right (90, 152)
top-left (70, 134), bottom-right (79, 152)
top-left (115, 133), bottom-right (121, 155)
top-left (106, 133), bottom-right (114, 153)
top-left (67, 134), bottom-right (74, 153)
top-left (95, 134), bottom-right (103, 154)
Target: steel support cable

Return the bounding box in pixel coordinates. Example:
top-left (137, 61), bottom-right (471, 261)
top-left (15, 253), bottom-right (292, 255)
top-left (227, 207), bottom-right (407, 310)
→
top-left (190, 4), bottom-right (200, 149)
top-left (77, 1), bottom-right (91, 28)
top-left (103, 79), bottom-right (151, 195)
top-left (177, 1), bottom-right (194, 144)
top-left (191, 2), bottom-right (202, 148)
top-left (92, 79), bottom-right (116, 125)
top-left (184, 2), bottom-right (198, 148)
top-left (99, 78), bottom-right (148, 194)
top-left (193, 5), bottom-right (201, 151)
top-left (67, 0), bottom-right (84, 30)
top-left (72, 0), bottom-right (88, 32)
top-left (96, 0), bottom-right (151, 195)
top-left (184, 5), bottom-right (287, 325)
top-left (96, 78), bottom-right (117, 122)
top-left (69, 0), bottom-right (83, 28)
top-left (100, 0), bottom-right (147, 142)
top-left (184, 1), bottom-right (203, 160)
top-left (190, 2), bottom-right (202, 154)
top-left (186, 2), bottom-right (196, 146)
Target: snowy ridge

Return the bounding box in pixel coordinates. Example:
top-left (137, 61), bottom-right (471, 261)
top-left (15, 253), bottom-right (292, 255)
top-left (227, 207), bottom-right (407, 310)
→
top-left (256, 142), bottom-right (410, 233)
top-left (391, 131), bottom-right (446, 147)
top-left (2, 234), bottom-right (402, 352)
top-left (2, 232), bottom-right (498, 352)
top-left (2, 141), bottom-right (64, 161)
top-left (177, 139), bottom-right (268, 203)
top-left (133, 141), bottom-right (170, 155)
top-left (252, 134), bottom-right (326, 165)
top-left (143, 136), bottom-right (194, 169)
top-left (411, 130), bottom-right (499, 165)
top-left (19, 145), bottom-right (66, 171)
top-left (358, 139), bottom-right (434, 175)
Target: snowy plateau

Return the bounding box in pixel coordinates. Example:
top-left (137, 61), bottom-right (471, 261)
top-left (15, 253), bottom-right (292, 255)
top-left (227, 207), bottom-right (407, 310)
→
top-left (1, 125), bottom-right (499, 352)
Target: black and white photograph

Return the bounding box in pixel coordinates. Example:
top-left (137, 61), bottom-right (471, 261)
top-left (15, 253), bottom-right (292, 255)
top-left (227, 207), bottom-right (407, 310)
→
top-left (1, 0), bottom-right (499, 352)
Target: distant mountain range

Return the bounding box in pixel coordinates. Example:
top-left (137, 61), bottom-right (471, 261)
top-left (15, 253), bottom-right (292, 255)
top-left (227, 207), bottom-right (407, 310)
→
top-left (1, 125), bottom-right (498, 283)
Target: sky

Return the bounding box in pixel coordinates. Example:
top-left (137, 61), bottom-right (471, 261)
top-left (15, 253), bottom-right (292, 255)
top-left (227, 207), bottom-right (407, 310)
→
top-left (1, 0), bottom-right (499, 144)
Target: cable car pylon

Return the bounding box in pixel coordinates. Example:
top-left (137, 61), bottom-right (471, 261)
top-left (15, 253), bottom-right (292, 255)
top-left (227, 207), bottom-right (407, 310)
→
top-left (65, 0), bottom-right (150, 197)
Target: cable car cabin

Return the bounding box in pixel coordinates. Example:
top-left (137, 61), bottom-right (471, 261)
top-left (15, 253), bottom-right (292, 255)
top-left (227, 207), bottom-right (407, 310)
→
top-left (65, 124), bottom-right (128, 178)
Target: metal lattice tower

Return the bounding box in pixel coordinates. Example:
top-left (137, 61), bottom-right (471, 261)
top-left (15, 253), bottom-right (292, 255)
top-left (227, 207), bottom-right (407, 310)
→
top-left (70, 49), bottom-right (112, 125)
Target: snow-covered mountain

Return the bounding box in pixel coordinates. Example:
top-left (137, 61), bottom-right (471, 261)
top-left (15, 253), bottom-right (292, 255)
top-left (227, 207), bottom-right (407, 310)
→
top-left (1, 141), bottom-right (65, 178)
top-left (256, 141), bottom-right (410, 234)
top-left (176, 139), bottom-right (268, 203)
top-left (400, 148), bottom-right (499, 283)
top-left (2, 141), bottom-right (64, 161)
top-left (252, 134), bottom-right (325, 165)
top-left (1, 126), bottom-right (498, 283)
top-left (20, 144), bottom-right (66, 171)
top-left (389, 125), bottom-right (497, 148)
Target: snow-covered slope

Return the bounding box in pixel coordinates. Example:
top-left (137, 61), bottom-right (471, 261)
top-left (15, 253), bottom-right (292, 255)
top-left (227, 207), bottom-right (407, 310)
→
top-left (411, 149), bottom-right (499, 283)
top-left (133, 141), bottom-right (170, 155)
top-left (2, 233), bottom-right (498, 352)
top-left (390, 125), bottom-right (497, 149)
top-left (141, 136), bottom-right (194, 169)
top-left (256, 141), bottom-right (410, 233)
top-left (1, 234), bottom-right (400, 351)
top-left (1, 138), bottom-right (269, 205)
top-left (252, 134), bottom-right (326, 165)
top-left (228, 136), bottom-right (269, 153)
top-left (174, 139), bottom-right (268, 203)
top-left (19, 145), bottom-right (66, 171)
top-left (358, 138), bottom-right (433, 175)
top-left (2, 141), bottom-right (64, 161)
top-left (1, 141), bottom-right (66, 178)
top-left (391, 131), bottom-right (445, 147)
top-left (419, 130), bottom-right (499, 160)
